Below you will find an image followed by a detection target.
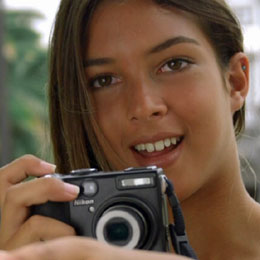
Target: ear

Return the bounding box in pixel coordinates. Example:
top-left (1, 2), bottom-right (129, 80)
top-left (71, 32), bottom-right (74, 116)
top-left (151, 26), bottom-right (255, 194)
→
top-left (227, 52), bottom-right (249, 114)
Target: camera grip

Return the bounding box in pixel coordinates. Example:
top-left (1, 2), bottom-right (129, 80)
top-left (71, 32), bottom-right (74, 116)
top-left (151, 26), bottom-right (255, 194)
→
top-left (31, 201), bottom-right (71, 225)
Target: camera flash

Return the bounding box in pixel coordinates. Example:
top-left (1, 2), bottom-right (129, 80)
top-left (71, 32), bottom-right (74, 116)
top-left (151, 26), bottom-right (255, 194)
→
top-left (121, 177), bottom-right (154, 188)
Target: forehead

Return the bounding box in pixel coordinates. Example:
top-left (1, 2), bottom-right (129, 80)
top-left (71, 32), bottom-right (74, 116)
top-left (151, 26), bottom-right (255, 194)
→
top-left (86, 0), bottom-right (212, 58)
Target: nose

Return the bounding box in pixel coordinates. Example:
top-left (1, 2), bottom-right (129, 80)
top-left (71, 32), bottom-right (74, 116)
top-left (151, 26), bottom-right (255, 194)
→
top-left (127, 79), bottom-right (168, 122)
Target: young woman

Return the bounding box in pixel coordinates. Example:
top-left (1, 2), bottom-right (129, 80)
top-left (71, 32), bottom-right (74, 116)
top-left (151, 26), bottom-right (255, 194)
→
top-left (1, 0), bottom-right (260, 259)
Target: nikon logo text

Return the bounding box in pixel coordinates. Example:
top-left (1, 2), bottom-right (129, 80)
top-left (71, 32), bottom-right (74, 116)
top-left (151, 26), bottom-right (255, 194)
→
top-left (73, 199), bottom-right (94, 206)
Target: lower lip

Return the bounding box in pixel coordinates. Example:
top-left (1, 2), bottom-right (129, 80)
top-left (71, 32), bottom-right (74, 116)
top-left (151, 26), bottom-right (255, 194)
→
top-left (131, 138), bottom-right (184, 169)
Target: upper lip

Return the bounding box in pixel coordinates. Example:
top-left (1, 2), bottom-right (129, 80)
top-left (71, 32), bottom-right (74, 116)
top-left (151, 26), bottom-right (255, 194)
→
top-left (129, 132), bottom-right (183, 148)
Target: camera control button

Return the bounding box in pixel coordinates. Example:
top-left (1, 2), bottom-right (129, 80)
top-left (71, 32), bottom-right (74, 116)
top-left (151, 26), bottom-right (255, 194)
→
top-left (81, 180), bottom-right (98, 197)
top-left (89, 206), bottom-right (95, 213)
top-left (71, 168), bottom-right (98, 175)
top-left (124, 166), bottom-right (157, 172)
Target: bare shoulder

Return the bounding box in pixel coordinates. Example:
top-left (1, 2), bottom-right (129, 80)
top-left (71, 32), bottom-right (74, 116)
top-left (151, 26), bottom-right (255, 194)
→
top-left (248, 200), bottom-right (260, 258)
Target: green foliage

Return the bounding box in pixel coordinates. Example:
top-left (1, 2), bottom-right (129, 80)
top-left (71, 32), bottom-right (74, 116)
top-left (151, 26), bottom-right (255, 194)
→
top-left (4, 9), bottom-right (51, 161)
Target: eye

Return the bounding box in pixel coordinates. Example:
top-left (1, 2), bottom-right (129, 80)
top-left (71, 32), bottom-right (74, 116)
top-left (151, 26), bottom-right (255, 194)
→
top-left (158, 58), bottom-right (192, 73)
top-left (89, 75), bottom-right (121, 88)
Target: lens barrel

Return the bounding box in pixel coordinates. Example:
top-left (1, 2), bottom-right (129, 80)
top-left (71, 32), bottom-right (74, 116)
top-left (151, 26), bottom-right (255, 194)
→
top-left (95, 205), bottom-right (148, 249)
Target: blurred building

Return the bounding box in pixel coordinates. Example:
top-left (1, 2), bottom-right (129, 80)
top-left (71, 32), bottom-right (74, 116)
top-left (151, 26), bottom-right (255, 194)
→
top-left (228, 0), bottom-right (260, 123)
top-left (228, 0), bottom-right (260, 201)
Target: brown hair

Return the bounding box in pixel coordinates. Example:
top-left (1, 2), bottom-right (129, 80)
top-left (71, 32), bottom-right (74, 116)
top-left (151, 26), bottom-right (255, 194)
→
top-left (48, 0), bottom-right (245, 173)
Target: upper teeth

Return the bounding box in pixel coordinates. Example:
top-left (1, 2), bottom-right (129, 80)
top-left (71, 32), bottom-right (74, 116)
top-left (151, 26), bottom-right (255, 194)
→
top-left (134, 137), bottom-right (181, 153)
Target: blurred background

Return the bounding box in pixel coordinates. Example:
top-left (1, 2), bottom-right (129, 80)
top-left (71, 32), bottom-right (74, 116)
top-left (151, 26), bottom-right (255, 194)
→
top-left (0, 0), bottom-right (259, 199)
top-left (0, 0), bottom-right (60, 164)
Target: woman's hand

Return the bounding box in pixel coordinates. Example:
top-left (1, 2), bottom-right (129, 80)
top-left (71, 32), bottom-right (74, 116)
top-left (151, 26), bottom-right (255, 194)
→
top-left (4, 237), bottom-right (190, 260)
top-left (0, 155), bottom-right (80, 250)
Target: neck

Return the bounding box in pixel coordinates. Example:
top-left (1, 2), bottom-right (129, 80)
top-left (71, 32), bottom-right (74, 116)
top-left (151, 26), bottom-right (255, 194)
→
top-left (181, 154), bottom-right (259, 259)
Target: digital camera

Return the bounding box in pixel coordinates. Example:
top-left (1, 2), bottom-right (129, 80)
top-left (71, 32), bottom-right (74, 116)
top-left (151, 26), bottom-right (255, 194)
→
top-left (31, 166), bottom-right (171, 251)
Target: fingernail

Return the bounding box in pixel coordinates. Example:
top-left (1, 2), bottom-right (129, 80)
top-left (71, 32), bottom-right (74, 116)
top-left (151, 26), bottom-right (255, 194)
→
top-left (64, 183), bottom-right (80, 196)
top-left (40, 161), bottom-right (56, 172)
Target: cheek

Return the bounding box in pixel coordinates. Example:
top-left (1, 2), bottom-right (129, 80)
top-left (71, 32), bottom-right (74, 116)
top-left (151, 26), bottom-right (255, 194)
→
top-left (167, 69), bottom-right (232, 142)
top-left (94, 91), bottom-right (126, 146)
top-left (167, 81), bottom-right (219, 121)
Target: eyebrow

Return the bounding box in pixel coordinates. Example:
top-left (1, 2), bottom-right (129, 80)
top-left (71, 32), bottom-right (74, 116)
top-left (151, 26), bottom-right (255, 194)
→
top-left (148, 36), bottom-right (200, 54)
top-left (84, 57), bottom-right (115, 68)
top-left (84, 36), bottom-right (200, 68)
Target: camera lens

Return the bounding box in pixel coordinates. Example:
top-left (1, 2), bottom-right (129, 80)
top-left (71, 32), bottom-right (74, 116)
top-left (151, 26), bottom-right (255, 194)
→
top-left (105, 219), bottom-right (131, 242)
top-left (95, 205), bottom-right (147, 249)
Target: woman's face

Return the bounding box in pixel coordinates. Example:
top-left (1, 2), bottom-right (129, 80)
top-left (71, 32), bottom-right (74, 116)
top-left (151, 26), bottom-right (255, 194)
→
top-left (84, 0), bottom-right (237, 200)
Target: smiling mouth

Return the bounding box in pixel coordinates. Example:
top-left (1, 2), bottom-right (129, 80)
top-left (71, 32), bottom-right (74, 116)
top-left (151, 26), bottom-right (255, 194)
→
top-left (133, 136), bottom-right (183, 154)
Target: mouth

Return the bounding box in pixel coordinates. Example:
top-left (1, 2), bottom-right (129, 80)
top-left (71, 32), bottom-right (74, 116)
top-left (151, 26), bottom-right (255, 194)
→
top-left (131, 136), bottom-right (184, 168)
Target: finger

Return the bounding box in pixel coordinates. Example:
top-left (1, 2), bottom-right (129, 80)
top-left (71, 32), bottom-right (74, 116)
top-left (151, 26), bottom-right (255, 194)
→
top-left (10, 237), bottom-right (97, 260)
top-left (3, 216), bottom-right (76, 250)
top-left (1, 177), bottom-right (79, 243)
top-left (0, 251), bottom-right (16, 260)
top-left (0, 155), bottom-right (56, 185)
top-left (0, 155), bottom-right (56, 208)
top-left (10, 238), bottom-right (183, 260)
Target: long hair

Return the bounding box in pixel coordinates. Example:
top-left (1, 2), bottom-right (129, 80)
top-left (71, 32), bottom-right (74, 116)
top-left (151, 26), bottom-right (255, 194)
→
top-left (48, 0), bottom-right (245, 173)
